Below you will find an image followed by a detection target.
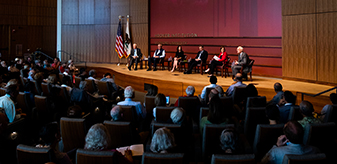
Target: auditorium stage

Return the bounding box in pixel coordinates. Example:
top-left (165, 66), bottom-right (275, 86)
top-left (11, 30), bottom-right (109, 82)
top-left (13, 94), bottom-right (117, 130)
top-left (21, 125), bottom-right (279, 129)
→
top-left (78, 63), bottom-right (335, 112)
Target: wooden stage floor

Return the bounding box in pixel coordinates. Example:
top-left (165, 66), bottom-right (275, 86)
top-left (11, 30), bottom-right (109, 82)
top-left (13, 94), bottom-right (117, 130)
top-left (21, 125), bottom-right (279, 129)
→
top-left (79, 63), bottom-right (336, 112)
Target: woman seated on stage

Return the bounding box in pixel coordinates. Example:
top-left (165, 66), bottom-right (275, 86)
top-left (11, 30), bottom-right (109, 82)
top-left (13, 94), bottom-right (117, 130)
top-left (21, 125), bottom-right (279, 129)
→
top-left (170, 45), bottom-right (185, 72)
top-left (205, 46), bottom-right (228, 76)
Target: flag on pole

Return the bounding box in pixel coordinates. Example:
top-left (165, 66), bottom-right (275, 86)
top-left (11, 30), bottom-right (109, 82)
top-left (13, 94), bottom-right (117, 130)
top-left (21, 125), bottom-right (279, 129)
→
top-left (124, 15), bottom-right (131, 58)
top-left (115, 18), bottom-right (125, 58)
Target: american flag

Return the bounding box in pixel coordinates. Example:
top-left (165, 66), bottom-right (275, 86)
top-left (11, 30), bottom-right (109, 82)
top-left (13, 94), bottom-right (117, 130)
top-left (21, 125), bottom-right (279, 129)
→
top-left (115, 19), bottom-right (125, 58)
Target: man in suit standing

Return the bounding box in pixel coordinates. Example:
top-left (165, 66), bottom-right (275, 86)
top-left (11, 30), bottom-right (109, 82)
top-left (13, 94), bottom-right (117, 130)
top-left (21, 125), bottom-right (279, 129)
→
top-left (184, 45), bottom-right (208, 74)
top-left (128, 43), bottom-right (143, 71)
top-left (147, 43), bottom-right (165, 71)
top-left (231, 46), bottom-right (249, 78)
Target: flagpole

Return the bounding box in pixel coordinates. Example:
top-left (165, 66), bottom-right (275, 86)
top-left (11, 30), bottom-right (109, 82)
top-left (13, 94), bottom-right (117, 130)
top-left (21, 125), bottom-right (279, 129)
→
top-left (117, 15), bottom-right (122, 66)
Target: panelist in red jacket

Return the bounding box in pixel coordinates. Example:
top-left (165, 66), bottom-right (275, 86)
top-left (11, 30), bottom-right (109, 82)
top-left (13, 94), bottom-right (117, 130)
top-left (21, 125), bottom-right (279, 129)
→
top-left (205, 46), bottom-right (228, 76)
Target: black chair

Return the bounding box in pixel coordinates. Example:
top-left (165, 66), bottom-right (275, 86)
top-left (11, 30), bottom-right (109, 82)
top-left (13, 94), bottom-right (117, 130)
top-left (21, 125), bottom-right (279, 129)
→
top-left (145, 96), bottom-right (156, 117)
top-left (141, 152), bottom-right (184, 164)
top-left (119, 105), bottom-right (138, 122)
top-left (282, 153), bottom-right (326, 164)
top-left (195, 60), bottom-right (207, 75)
top-left (323, 104), bottom-right (337, 124)
top-left (60, 117), bottom-right (87, 152)
top-left (84, 79), bottom-right (97, 94)
top-left (205, 87), bottom-right (215, 104)
top-left (103, 120), bottom-right (134, 148)
top-left (41, 83), bottom-right (50, 97)
top-left (241, 59), bottom-right (254, 81)
top-left (288, 106), bottom-right (303, 121)
top-left (244, 107), bottom-right (269, 145)
top-left (155, 106), bottom-right (176, 123)
top-left (253, 124), bottom-right (284, 161)
top-left (16, 144), bottom-right (55, 164)
top-left (16, 92), bottom-right (31, 116)
top-left (199, 107), bottom-right (209, 122)
top-left (178, 96), bottom-right (201, 121)
top-left (76, 148), bottom-right (115, 164)
top-left (245, 96), bottom-right (266, 109)
top-left (202, 124), bottom-right (235, 162)
top-left (232, 87), bottom-right (246, 105)
top-left (97, 81), bottom-right (110, 97)
top-left (211, 154), bottom-right (255, 164)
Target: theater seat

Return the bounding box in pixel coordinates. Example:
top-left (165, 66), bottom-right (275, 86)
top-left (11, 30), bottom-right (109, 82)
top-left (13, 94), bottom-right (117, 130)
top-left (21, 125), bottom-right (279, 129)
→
top-left (60, 117), bottom-right (87, 152)
top-left (282, 153), bottom-right (326, 164)
top-left (211, 154), bottom-right (255, 164)
top-left (16, 144), bottom-right (55, 164)
top-left (141, 152), bottom-right (184, 164)
top-left (103, 120), bottom-right (134, 148)
top-left (76, 148), bottom-right (115, 164)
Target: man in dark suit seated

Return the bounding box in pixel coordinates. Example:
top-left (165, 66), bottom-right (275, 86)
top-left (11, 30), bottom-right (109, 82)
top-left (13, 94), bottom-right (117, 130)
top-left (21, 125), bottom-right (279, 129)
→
top-left (128, 43), bottom-right (142, 71)
top-left (184, 45), bottom-right (208, 74)
top-left (231, 46), bottom-right (249, 78)
top-left (147, 44), bottom-right (165, 71)
top-left (278, 91), bottom-right (297, 124)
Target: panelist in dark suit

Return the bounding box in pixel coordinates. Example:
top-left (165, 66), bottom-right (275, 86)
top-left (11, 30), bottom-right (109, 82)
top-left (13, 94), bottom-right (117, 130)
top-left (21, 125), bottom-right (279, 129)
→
top-left (231, 46), bottom-right (249, 78)
top-left (147, 44), bottom-right (165, 71)
top-left (128, 43), bottom-right (143, 71)
top-left (184, 46), bottom-right (208, 74)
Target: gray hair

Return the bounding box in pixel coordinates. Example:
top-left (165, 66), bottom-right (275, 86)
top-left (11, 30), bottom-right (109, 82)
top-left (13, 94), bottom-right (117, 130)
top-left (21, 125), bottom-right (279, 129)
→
top-left (84, 123), bottom-right (111, 151)
top-left (170, 108), bottom-right (185, 125)
top-left (220, 128), bottom-right (238, 152)
top-left (88, 69), bottom-right (96, 77)
top-left (150, 127), bottom-right (176, 153)
top-left (79, 81), bottom-right (87, 90)
top-left (124, 86), bottom-right (134, 98)
top-left (110, 105), bottom-right (122, 121)
top-left (237, 46), bottom-right (243, 51)
top-left (185, 86), bottom-right (195, 96)
top-left (215, 86), bottom-right (224, 97)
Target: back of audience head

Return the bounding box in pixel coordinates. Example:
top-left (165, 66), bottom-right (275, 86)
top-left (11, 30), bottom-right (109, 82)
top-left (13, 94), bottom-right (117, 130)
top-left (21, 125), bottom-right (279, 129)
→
top-left (266, 104), bottom-right (280, 124)
top-left (299, 101), bottom-right (314, 117)
top-left (62, 75), bottom-right (71, 86)
top-left (39, 122), bottom-right (60, 146)
top-left (185, 86), bottom-right (195, 96)
top-left (235, 73), bottom-right (243, 82)
top-left (67, 105), bottom-right (82, 118)
top-left (84, 123), bottom-right (111, 151)
top-left (246, 84), bottom-right (258, 97)
top-left (330, 93), bottom-right (337, 104)
top-left (210, 75), bottom-right (217, 84)
top-left (208, 89), bottom-right (228, 124)
top-left (146, 85), bottom-right (158, 96)
top-left (215, 86), bottom-right (224, 97)
top-left (104, 73), bottom-right (111, 78)
top-left (5, 79), bottom-right (18, 88)
top-left (79, 81), bottom-right (88, 90)
top-left (283, 91), bottom-right (296, 104)
top-left (283, 121), bottom-right (304, 144)
top-left (110, 105), bottom-right (123, 121)
top-left (124, 86), bottom-right (134, 98)
top-left (170, 108), bottom-right (185, 125)
top-left (220, 127), bottom-right (239, 153)
top-left (34, 72), bottom-right (44, 82)
top-left (274, 82), bottom-right (283, 92)
top-left (150, 127), bottom-right (176, 153)
top-left (46, 74), bottom-right (57, 84)
top-left (88, 69), bottom-right (96, 78)
top-left (155, 93), bottom-right (166, 107)
top-left (6, 84), bottom-right (18, 98)
top-left (208, 89), bottom-right (219, 103)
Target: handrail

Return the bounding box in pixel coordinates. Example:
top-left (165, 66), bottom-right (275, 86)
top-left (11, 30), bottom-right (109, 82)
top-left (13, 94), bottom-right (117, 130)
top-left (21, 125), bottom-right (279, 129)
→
top-left (57, 50), bottom-right (87, 67)
top-left (297, 87), bottom-right (337, 101)
top-left (32, 50), bottom-right (54, 60)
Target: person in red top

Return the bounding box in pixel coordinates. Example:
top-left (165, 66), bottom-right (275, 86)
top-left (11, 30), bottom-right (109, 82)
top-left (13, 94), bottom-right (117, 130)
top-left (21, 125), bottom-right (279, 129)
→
top-left (51, 57), bottom-right (60, 71)
top-left (205, 46), bottom-right (228, 77)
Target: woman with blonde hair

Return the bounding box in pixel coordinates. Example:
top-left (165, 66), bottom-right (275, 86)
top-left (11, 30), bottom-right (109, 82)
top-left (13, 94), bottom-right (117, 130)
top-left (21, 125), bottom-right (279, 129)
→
top-left (150, 127), bottom-right (176, 153)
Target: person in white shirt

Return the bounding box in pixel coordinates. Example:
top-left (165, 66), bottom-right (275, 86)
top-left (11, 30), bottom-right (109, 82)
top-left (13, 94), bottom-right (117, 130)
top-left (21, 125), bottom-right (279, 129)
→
top-left (0, 85), bottom-right (19, 123)
top-left (147, 44), bottom-right (165, 71)
top-left (200, 76), bottom-right (220, 101)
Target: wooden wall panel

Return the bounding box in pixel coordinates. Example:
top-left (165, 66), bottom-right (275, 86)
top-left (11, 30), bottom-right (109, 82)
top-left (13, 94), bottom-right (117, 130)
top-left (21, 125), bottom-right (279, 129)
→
top-left (95, 25), bottom-right (111, 62)
top-left (78, 25), bottom-right (95, 62)
top-left (111, 0), bottom-right (130, 24)
top-left (282, 0), bottom-right (316, 15)
top-left (61, 25), bottom-right (78, 61)
top-left (131, 24), bottom-right (148, 57)
top-left (42, 26), bottom-right (57, 57)
top-left (62, 0), bottom-right (78, 25)
top-left (282, 15), bottom-right (316, 80)
top-left (317, 0), bottom-right (337, 12)
top-left (79, 0), bottom-right (94, 24)
top-left (130, 0), bottom-right (148, 24)
top-left (317, 13), bottom-right (337, 83)
top-left (95, 0), bottom-right (111, 25)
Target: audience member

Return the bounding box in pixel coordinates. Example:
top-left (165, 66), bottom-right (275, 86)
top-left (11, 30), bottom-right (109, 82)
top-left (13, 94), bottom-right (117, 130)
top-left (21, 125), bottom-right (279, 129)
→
top-left (200, 89), bottom-right (230, 133)
top-left (45, 74), bottom-right (58, 85)
top-left (266, 104), bottom-right (280, 125)
top-left (8, 61), bottom-right (19, 73)
top-left (225, 73), bottom-right (247, 97)
top-left (110, 105), bottom-right (123, 121)
top-left (298, 101), bottom-right (321, 128)
top-left (150, 127), bottom-right (176, 153)
top-left (215, 86), bottom-right (225, 97)
top-left (147, 44), bottom-right (165, 71)
top-left (278, 91), bottom-right (296, 124)
top-left (170, 108), bottom-right (186, 125)
top-left (36, 122), bottom-right (72, 164)
top-left (200, 76), bottom-right (219, 101)
top-left (21, 64), bottom-right (30, 78)
top-left (261, 121), bottom-right (320, 164)
top-left (0, 85), bottom-right (19, 123)
top-left (61, 75), bottom-right (72, 94)
top-left (320, 93), bottom-right (337, 121)
top-left (59, 62), bottom-right (68, 73)
top-left (23, 82), bottom-right (35, 107)
top-left (4, 79), bottom-right (18, 88)
top-left (184, 45), bottom-right (208, 74)
top-left (100, 73), bottom-right (118, 91)
top-left (205, 46), bottom-right (228, 76)
top-left (27, 69), bottom-right (35, 81)
top-left (117, 86), bottom-right (146, 119)
top-left (88, 69), bottom-right (98, 81)
top-left (66, 105), bottom-right (82, 118)
top-left (68, 60), bottom-right (78, 73)
top-left (268, 82), bottom-right (284, 105)
top-left (51, 58), bottom-right (60, 72)
top-left (152, 93), bottom-right (167, 120)
top-left (174, 85), bottom-right (199, 106)
top-left (219, 127), bottom-right (244, 154)
top-left (84, 123), bottom-right (133, 163)
top-left (245, 84), bottom-right (258, 98)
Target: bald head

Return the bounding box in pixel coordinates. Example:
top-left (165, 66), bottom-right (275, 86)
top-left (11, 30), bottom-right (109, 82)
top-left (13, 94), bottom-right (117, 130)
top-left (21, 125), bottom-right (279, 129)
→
top-left (110, 105), bottom-right (123, 121)
top-left (299, 101), bottom-right (314, 117)
top-left (235, 73), bottom-right (243, 82)
top-left (133, 43), bottom-right (137, 49)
